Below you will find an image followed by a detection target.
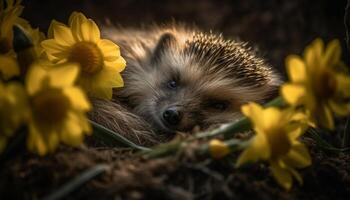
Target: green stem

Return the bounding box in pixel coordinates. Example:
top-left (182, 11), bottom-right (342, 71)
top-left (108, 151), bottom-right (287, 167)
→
top-left (144, 138), bottom-right (247, 159)
top-left (90, 120), bottom-right (150, 151)
top-left (309, 128), bottom-right (350, 153)
top-left (195, 118), bottom-right (251, 140)
top-left (42, 164), bottom-right (109, 200)
top-left (141, 141), bottom-right (181, 159)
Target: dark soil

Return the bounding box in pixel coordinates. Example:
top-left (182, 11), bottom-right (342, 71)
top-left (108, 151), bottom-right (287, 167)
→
top-left (2, 0), bottom-right (349, 199)
top-left (1, 141), bottom-right (350, 200)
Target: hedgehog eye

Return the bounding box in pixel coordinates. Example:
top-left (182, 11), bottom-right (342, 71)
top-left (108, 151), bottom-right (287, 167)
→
top-left (167, 80), bottom-right (178, 89)
top-left (208, 100), bottom-right (228, 111)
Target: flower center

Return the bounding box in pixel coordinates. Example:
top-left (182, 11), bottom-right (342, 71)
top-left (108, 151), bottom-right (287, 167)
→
top-left (314, 69), bottom-right (337, 99)
top-left (267, 128), bottom-right (291, 160)
top-left (68, 42), bottom-right (103, 75)
top-left (0, 38), bottom-right (12, 54)
top-left (32, 89), bottom-right (70, 124)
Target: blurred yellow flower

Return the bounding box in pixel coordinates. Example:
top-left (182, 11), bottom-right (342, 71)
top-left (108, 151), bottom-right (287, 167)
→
top-left (25, 27), bottom-right (46, 57)
top-left (281, 39), bottom-right (350, 129)
top-left (0, 54), bottom-right (20, 80)
top-left (0, 81), bottom-right (28, 152)
top-left (41, 12), bottom-right (126, 99)
top-left (0, 0), bottom-right (30, 55)
top-left (236, 103), bottom-right (311, 190)
top-left (26, 62), bottom-right (91, 155)
top-left (209, 139), bottom-right (231, 159)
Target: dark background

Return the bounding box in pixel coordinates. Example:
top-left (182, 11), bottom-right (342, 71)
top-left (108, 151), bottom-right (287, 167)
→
top-left (22, 0), bottom-right (348, 75)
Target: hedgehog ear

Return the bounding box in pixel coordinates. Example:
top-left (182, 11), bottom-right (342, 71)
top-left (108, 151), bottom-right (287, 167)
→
top-left (150, 32), bottom-right (177, 64)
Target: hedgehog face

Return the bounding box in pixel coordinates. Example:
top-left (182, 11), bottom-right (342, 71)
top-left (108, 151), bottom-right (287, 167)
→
top-left (118, 32), bottom-right (280, 134)
top-left (144, 62), bottom-right (245, 133)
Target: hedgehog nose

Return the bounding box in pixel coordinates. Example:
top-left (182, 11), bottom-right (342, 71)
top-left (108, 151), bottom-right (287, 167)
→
top-left (163, 107), bottom-right (181, 126)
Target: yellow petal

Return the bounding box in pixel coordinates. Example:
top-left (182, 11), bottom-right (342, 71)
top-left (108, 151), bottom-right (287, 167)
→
top-left (46, 129), bottom-right (59, 153)
top-left (270, 161), bottom-right (293, 190)
top-left (92, 86), bottom-right (113, 99)
top-left (61, 111), bottom-right (84, 146)
top-left (241, 102), bottom-right (264, 129)
top-left (209, 139), bottom-right (230, 159)
top-left (48, 63), bottom-right (79, 88)
top-left (317, 105), bottom-right (334, 130)
top-left (94, 66), bottom-right (122, 87)
top-left (0, 55), bottom-right (20, 80)
top-left (26, 63), bottom-right (48, 95)
top-left (80, 20), bottom-right (100, 43)
top-left (288, 167), bottom-right (303, 185)
top-left (63, 87), bottom-right (91, 111)
top-left (323, 39), bottom-right (341, 68)
top-left (285, 125), bottom-right (304, 141)
top-left (335, 73), bottom-right (350, 97)
top-left (68, 12), bottom-right (88, 26)
top-left (6, 82), bottom-right (29, 117)
top-left (262, 107), bottom-right (282, 131)
top-left (77, 112), bottom-right (92, 134)
top-left (82, 66), bottom-right (123, 99)
top-left (27, 123), bottom-right (48, 156)
top-left (236, 133), bottom-right (268, 167)
top-left (48, 20), bottom-right (66, 39)
top-left (104, 56), bottom-right (126, 73)
top-left (281, 83), bottom-right (306, 106)
top-left (41, 39), bottom-right (70, 60)
top-left (52, 22), bottom-right (75, 46)
top-left (286, 55), bottom-right (306, 82)
top-left (329, 100), bottom-right (350, 116)
top-left (283, 142), bottom-right (311, 168)
top-left (112, 73), bottom-right (124, 88)
top-left (68, 12), bottom-right (88, 41)
top-left (304, 38), bottom-right (324, 71)
top-left (99, 39), bottom-right (121, 59)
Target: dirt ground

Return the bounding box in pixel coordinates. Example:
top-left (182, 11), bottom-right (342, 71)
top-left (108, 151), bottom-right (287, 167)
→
top-left (1, 0), bottom-right (350, 199)
top-left (1, 139), bottom-right (350, 199)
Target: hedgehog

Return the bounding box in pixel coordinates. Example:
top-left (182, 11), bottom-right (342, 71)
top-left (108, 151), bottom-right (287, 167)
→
top-left (89, 24), bottom-right (281, 146)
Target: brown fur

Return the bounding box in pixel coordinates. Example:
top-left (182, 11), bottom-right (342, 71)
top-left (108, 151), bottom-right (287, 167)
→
top-left (89, 24), bottom-right (281, 146)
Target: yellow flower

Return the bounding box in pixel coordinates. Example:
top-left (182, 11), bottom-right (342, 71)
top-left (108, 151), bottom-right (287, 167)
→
top-left (0, 0), bottom-right (30, 55)
top-left (209, 139), bottom-right (231, 159)
top-left (24, 26), bottom-right (46, 58)
top-left (41, 12), bottom-right (126, 99)
top-left (0, 81), bottom-right (28, 152)
top-left (26, 62), bottom-right (91, 155)
top-left (236, 103), bottom-right (311, 190)
top-left (0, 54), bottom-right (20, 80)
top-left (281, 39), bottom-right (350, 129)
